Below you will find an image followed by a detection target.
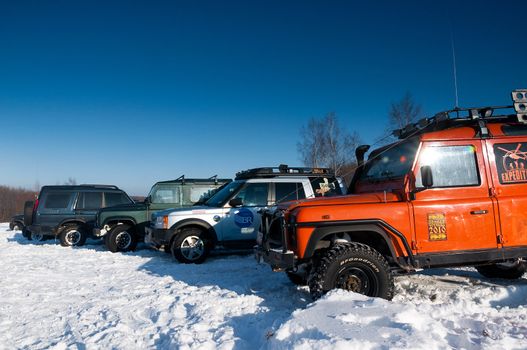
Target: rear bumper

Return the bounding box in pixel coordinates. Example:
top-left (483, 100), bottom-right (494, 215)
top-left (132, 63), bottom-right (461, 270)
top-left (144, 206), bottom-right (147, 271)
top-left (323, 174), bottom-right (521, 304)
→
top-left (27, 225), bottom-right (56, 237)
top-left (254, 245), bottom-right (295, 271)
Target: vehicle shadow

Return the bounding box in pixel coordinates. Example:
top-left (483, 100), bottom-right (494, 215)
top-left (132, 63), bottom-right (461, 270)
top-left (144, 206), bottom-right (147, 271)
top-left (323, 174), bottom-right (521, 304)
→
top-left (137, 251), bottom-right (311, 349)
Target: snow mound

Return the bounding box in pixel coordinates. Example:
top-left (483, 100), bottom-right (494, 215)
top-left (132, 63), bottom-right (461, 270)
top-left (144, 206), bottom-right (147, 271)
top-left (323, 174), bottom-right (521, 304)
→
top-left (1, 223), bottom-right (526, 349)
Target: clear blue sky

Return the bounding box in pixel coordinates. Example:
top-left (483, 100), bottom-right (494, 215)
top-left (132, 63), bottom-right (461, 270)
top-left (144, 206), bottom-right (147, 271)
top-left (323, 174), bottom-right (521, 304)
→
top-left (1, 0), bottom-right (525, 195)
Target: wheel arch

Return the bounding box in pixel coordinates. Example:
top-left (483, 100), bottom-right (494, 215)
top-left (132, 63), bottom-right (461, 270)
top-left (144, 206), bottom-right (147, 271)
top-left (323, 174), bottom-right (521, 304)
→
top-left (303, 222), bottom-right (410, 269)
top-left (168, 219), bottom-right (218, 247)
top-left (103, 216), bottom-right (137, 228)
top-left (59, 219), bottom-right (87, 230)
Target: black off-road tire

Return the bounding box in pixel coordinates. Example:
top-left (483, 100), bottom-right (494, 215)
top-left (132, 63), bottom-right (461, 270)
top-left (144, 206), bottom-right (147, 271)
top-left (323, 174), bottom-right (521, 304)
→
top-left (105, 224), bottom-right (138, 253)
top-left (30, 231), bottom-right (45, 242)
top-left (171, 227), bottom-right (211, 264)
top-left (9, 222), bottom-right (15, 231)
top-left (286, 271), bottom-right (308, 286)
top-left (308, 242), bottom-right (394, 300)
top-left (476, 261), bottom-right (527, 280)
top-left (22, 228), bottom-right (31, 239)
top-left (59, 224), bottom-right (87, 247)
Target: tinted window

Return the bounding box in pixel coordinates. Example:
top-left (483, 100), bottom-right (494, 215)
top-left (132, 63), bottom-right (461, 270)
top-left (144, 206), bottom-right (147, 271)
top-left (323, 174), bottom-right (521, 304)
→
top-left (360, 138), bottom-right (420, 182)
top-left (43, 193), bottom-right (72, 209)
top-left (275, 183), bottom-right (306, 202)
top-left (416, 145), bottom-right (479, 187)
top-left (76, 192), bottom-right (103, 209)
top-left (311, 177), bottom-right (342, 197)
top-left (494, 142), bottom-right (527, 184)
top-left (105, 192), bottom-right (131, 207)
top-left (233, 183), bottom-right (269, 206)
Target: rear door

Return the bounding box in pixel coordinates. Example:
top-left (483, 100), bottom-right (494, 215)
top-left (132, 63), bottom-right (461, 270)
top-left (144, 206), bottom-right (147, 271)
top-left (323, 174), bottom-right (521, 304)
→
top-left (485, 139), bottom-right (527, 247)
top-left (75, 191), bottom-right (103, 222)
top-left (411, 140), bottom-right (498, 253)
top-left (37, 191), bottom-right (76, 228)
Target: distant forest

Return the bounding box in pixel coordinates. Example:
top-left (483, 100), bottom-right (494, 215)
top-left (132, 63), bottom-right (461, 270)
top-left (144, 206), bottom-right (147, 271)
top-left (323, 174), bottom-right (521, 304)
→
top-left (0, 186), bottom-right (38, 222)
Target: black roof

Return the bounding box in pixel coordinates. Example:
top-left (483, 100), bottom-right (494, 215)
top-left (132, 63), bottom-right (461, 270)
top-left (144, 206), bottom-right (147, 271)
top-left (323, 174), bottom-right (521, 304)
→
top-left (40, 184), bottom-right (123, 191)
top-left (235, 164), bottom-right (334, 180)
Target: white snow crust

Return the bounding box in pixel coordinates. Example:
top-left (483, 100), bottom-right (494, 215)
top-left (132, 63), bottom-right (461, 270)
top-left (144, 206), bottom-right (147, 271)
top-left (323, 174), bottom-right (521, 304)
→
top-left (1, 223), bottom-right (526, 349)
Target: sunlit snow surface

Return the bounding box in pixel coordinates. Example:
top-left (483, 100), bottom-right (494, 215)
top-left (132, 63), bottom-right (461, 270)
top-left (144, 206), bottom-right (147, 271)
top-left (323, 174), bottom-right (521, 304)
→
top-left (1, 223), bottom-right (526, 349)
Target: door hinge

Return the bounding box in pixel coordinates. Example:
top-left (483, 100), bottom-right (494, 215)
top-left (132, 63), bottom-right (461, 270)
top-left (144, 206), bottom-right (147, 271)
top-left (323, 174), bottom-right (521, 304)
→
top-left (497, 233), bottom-right (504, 244)
top-left (411, 240), bottom-right (418, 250)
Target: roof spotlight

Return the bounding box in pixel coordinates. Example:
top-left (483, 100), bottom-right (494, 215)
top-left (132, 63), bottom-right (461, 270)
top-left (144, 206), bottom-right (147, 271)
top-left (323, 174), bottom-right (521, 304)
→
top-left (512, 89), bottom-right (527, 124)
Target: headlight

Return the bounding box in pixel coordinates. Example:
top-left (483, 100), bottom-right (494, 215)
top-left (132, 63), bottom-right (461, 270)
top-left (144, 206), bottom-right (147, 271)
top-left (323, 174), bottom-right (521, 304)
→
top-left (155, 215), bottom-right (169, 229)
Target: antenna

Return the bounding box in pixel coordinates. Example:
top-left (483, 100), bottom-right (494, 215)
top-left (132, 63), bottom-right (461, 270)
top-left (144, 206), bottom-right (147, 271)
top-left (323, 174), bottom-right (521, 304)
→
top-left (450, 28), bottom-right (460, 109)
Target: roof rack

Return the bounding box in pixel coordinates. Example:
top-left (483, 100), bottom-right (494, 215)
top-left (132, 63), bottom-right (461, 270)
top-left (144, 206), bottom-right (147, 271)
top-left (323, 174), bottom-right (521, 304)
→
top-left (78, 184), bottom-right (120, 189)
top-left (155, 176), bottom-right (231, 185)
top-left (393, 89), bottom-right (527, 140)
top-left (235, 164), bottom-right (333, 179)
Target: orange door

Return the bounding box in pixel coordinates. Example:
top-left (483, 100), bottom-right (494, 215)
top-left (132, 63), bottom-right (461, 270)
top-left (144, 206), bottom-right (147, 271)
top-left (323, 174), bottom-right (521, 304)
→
top-left (411, 140), bottom-right (498, 253)
top-left (485, 138), bottom-right (527, 247)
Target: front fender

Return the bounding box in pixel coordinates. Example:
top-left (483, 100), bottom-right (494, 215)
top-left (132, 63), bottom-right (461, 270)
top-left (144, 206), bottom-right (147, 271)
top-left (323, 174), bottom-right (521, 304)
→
top-left (169, 218), bottom-right (218, 244)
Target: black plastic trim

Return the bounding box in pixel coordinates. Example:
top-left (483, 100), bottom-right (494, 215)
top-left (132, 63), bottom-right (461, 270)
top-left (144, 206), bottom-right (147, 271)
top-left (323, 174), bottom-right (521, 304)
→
top-left (415, 246), bottom-right (527, 268)
top-left (300, 219), bottom-right (415, 267)
top-left (169, 219), bottom-right (218, 244)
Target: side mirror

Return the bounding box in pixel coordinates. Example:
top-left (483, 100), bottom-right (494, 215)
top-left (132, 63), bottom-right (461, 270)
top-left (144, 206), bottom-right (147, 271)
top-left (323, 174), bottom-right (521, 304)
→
top-left (144, 196), bottom-right (151, 205)
top-left (420, 166), bottom-right (434, 188)
top-left (229, 198), bottom-right (243, 207)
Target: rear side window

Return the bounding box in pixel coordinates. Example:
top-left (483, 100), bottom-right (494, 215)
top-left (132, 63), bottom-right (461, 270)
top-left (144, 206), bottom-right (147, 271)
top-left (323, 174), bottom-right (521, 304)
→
top-left (76, 192), bottom-right (103, 210)
top-left (43, 193), bottom-right (72, 209)
top-left (275, 183), bottom-right (306, 202)
top-left (105, 192), bottom-right (131, 207)
top-left (311, 177), bottom-right (342, 197)
top-left (493, 143), bottom-right (527, 184)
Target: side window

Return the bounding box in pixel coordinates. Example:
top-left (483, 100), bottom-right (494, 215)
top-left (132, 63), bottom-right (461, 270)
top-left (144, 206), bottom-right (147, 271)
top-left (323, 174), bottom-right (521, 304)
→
top-left (311, 177), bottom-right (341, 197)
top-left (275, 183), bottom-right (306, 203)
top-left (152, 187), bottom-right (180, 204)
top-left (233, 183), bottom-right (269, 207)
top-left (43, 193), bottom-right (73, 209)
top-left (76, 192), bottom-right (103, 210)
top-left (493, 143), bottom-right (527, 184)
top-left (416, 145), bottom-right (480, 188)
top-left (183, 185), bottom-right (219, 206)
top-left (105, 192), bottom-right (131, 207)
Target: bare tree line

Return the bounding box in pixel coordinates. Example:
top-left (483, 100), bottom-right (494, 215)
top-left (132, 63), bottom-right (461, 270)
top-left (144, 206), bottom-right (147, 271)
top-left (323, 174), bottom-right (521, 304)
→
top-left (0, 186), bottom-right (38, 222)
top-left (298, 93), bottom-right (422, 184)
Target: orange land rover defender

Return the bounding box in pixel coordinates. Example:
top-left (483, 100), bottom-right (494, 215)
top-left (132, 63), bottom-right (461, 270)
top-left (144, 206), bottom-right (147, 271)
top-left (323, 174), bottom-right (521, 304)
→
top-left (256, 89), bottom-right (527, 300)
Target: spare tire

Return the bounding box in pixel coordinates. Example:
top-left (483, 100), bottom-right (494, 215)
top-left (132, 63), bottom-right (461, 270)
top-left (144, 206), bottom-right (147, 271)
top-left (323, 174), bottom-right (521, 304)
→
top-left (24, 201), bottom-right (34, 226)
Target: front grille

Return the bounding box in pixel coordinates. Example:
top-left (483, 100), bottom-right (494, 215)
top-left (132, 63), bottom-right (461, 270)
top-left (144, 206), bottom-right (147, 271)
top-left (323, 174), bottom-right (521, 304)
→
top-left (261, 209), bottom-right (286, 250)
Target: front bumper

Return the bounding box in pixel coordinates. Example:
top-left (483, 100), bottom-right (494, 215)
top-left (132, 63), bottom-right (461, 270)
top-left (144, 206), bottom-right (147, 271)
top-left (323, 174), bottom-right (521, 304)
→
top-left (145, 226), bottom-right (171, 245)
top-left (254, 245), bottom-right (295, 271)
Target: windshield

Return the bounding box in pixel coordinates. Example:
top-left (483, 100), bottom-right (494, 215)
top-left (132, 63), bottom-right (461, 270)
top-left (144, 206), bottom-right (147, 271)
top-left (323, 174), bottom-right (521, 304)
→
top-left (204, 181), bottom-right (245, 207)
top-left (358, 138), bottom-right (419, 182)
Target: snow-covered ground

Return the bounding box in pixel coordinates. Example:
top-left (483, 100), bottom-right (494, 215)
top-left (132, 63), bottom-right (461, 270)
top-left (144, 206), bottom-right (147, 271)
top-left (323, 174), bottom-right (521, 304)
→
top-left (1, 223), bottom-right (526, 350)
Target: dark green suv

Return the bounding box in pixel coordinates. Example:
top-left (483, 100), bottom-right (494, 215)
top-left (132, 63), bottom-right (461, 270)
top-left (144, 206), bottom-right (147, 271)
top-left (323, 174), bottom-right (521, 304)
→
top-left (94, 176), bottom-right (231, 252)
top-left (25, 185), bottom-right (133, 246)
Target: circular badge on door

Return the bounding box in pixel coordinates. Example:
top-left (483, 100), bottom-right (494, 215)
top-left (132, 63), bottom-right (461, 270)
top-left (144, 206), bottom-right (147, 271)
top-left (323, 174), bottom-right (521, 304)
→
top-left (234, 208), bottom-right (254, 228)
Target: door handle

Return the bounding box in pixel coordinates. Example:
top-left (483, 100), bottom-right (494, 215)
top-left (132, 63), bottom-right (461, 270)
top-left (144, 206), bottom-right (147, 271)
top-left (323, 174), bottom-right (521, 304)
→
top-left (470, 210), bottom-right (488, 215)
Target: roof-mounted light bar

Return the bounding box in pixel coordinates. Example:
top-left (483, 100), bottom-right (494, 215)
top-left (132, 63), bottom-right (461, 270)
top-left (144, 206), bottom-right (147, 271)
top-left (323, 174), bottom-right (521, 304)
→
top-left (512, 89), bottom-right (527, 124)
